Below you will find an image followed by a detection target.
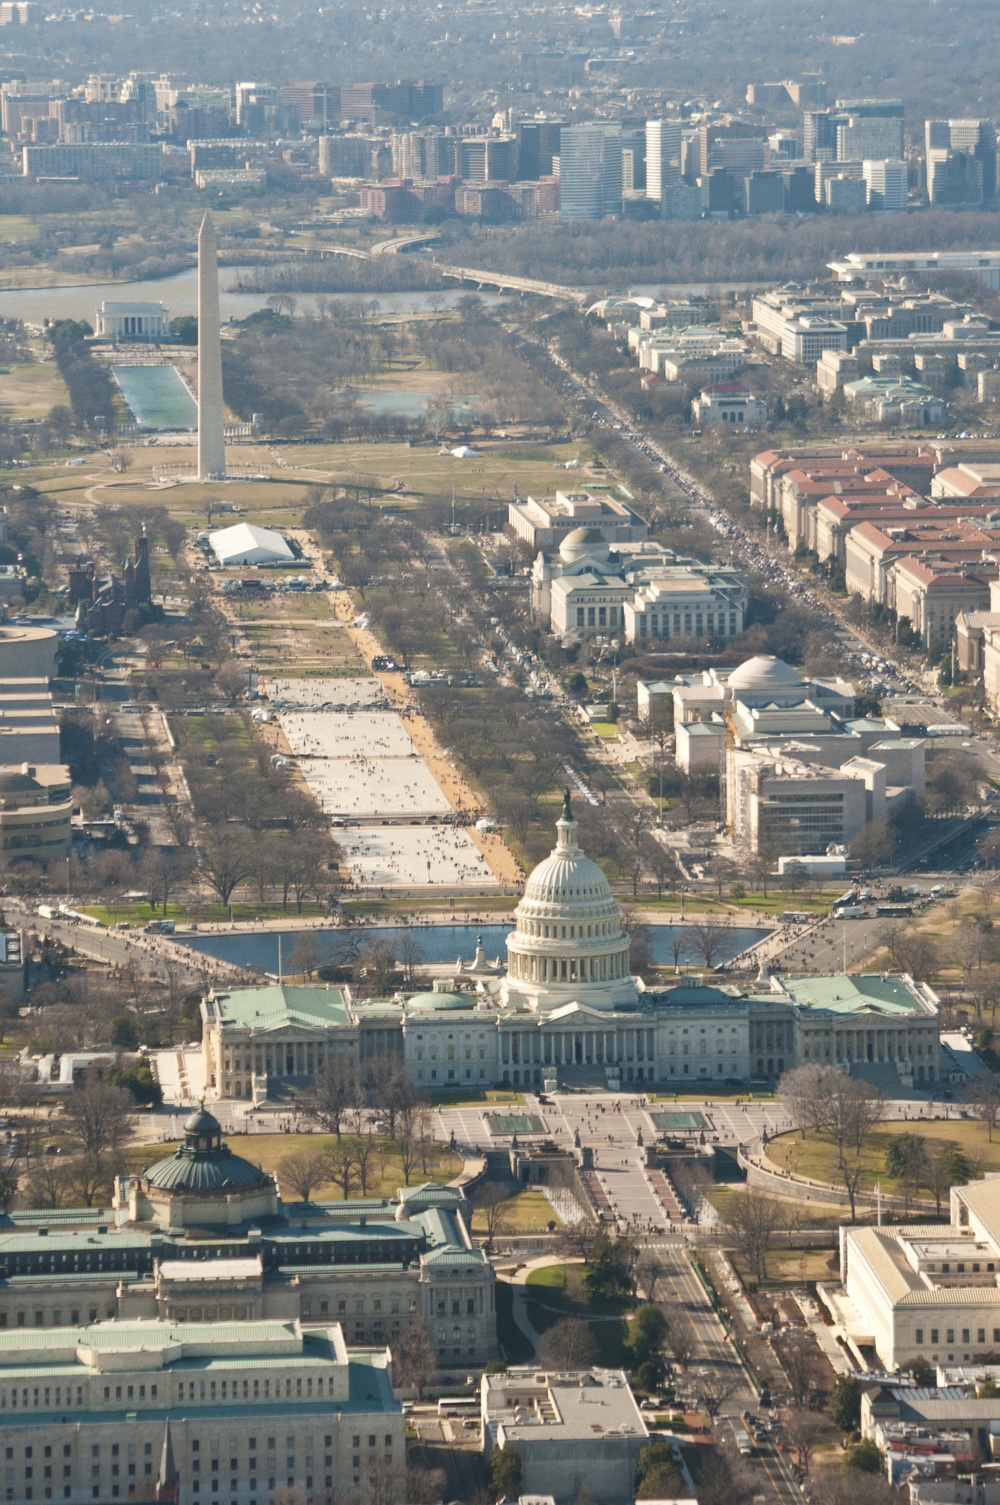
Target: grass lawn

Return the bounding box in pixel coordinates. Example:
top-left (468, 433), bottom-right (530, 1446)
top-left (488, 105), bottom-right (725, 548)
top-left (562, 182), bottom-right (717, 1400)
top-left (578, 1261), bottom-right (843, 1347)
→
top-left (523, 1262), bottom-right (630, 1367)
top-left (730, 1246), bottom-right (839, 1287)
top-left (766, 1117), bottom-right (1000, 1203)
top-left (117, 1132), bottom-right (462, 1203)
top-left (429, 1089), bottom-right (524, 1106)
top-left (470, 1187), bottom-right (560, 1236)
top-left (78, 900), bottom-right (329, 927)
top-left (495, 1280), bottom-right (535, 1363)
top-left (0, 361), bottom-right (68, 419)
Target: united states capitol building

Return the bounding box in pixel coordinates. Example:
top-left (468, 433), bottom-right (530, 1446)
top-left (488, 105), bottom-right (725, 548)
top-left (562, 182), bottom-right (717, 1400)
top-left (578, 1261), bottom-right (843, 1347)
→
top-left (203, 795), bottom-right (942, 1099)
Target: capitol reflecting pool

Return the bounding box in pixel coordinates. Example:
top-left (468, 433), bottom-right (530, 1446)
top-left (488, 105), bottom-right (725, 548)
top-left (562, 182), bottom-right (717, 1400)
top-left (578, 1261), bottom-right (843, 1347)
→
top-left (178, 921), bottom-right (771, 974)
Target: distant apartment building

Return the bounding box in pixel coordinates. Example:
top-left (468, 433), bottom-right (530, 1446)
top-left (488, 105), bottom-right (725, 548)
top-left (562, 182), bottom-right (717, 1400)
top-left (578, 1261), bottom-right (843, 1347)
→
top-left (21, 141), bottom-right (163, 179)
top-left (319, 133), bottom-right (377, 177)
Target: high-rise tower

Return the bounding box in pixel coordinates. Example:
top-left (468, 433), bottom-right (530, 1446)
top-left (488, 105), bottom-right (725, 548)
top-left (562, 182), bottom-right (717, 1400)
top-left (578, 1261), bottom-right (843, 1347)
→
top-left (197, 212), bottom-right (226, 480)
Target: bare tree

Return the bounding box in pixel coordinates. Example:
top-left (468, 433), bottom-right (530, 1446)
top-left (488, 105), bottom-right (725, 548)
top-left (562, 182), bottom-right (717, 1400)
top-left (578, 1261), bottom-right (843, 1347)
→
top-left (784, 1408), bottom-right (831, 1476)
top-left (775, 1328), bottom-right (818, 1408)
top-left (778, 1064), bottom-right (832, 1138)
top-left (538, 1318), bottom-right (597, 1368)
top-left (198, 828), bottom-right (253, 907)
top-left (391, 1315), bottom-right (437, 1401)
top-left (325, 1138), bottom-right (359, 1200)
top-left (61, 1079), bottom-right (136, 1159)
top-left (698, 1371), bottom-right (738, 1417)
top-left (687, 920), bottom-right (731, 970)
top-left (558, 1220), bottom-right (597, 1262)
top-left (968, 1076), bottom-right (1000, 1141)
top-left (289, 932), bottom-right (322, 979)
top-left (724, 1189), bottom-right (785, 1286)
top-left (475, 1182), bottom-right (513, 1253)
top-left (277, 1149), bottom-right (330, 1203)
top-left (304, 1060), bottom-right (360, 1139)
top-left (661, 1299), bottom-right (695, 1367)
top-left (353, 1128), bottom-right (380, 1196)
top-left (360, 1451), bottom-right (404, 1505)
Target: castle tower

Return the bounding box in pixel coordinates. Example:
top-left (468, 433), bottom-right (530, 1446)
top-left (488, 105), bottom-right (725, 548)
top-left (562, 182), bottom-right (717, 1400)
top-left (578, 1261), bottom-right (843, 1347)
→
top-left (196, 212), bottom-right (226, 480)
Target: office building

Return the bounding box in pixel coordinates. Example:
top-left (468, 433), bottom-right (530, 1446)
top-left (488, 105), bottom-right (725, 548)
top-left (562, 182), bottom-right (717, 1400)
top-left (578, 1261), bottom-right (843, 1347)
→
top-left (559, 123), bottom-right (622, 218)
top-left (619, 128), bottom-right (644, 194)
top-left (926, 119), bottom-right (996, 201)
top-left (837, 113), bottom-right (904, 162)
top-left (0, 1316), bottom-right (404, 1505)
top-left (692, 382), bottom-right (768, 427)
top-left (517, 120), bottom-right (563, 180)
top-left (481, 1369), bottom-right (649, 1505)
top-left (928, 147), bottom-right (985, 207)
top-left (528, 526), bottom-right (747, 642)
top-left (833, 1177), bottom-right (1000, 1371)
top-left (645, 118), bottom-right (682, 200)
top-left (457, 135), bottom-right (517, 183)
top-left (863, 158), bottom-right (908, 211)
top-left (0, 763), bottom-right (71, 858)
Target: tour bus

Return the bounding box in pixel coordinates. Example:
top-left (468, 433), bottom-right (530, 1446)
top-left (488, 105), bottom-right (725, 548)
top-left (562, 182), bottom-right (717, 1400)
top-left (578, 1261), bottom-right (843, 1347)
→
top-left (780, 911), bottom-right (811, 924)
top-left (876, 902), bottom-right (913, 918)
top-left (437, 1397), bottom-right (478, 1419)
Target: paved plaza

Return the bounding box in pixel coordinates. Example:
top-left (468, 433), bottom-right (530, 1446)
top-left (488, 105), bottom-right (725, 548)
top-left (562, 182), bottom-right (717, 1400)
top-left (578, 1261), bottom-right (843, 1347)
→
top-left (279, 708), bottom-right (420, 760)
top-left (296, 753), bottom-right (451, 819)
top-left (434, 1091), bottom-right (798, 1230)
top-left (266, 677), bottom-right (386, 709)
top-left (264, 677), bottom-right (494, 886)
top-left (338, 823), bottom-right (500, 888)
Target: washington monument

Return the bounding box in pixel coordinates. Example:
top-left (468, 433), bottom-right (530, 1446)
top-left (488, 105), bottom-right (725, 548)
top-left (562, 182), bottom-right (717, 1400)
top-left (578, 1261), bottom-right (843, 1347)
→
top-left (197, 212), bottom-right (226, 479)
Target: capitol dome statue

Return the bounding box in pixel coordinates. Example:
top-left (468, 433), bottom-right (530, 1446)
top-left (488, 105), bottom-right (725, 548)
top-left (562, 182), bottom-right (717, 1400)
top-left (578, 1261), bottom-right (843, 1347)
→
top-left (502, 789), bottom-right (638, 1013)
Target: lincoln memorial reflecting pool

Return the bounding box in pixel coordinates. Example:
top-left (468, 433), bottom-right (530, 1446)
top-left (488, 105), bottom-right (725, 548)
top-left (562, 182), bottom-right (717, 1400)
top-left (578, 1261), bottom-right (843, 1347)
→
top-left (178, 922), bottom-right (771, 975)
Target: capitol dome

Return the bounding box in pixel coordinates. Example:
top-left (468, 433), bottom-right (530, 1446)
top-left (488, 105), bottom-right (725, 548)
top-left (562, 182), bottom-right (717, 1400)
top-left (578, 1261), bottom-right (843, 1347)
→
top-left (727, 654), bottom-right (805, 693)
top-left (559, 527), bottom-right (611, 565)
top-left (503, 790), bottom-right (637, 1012)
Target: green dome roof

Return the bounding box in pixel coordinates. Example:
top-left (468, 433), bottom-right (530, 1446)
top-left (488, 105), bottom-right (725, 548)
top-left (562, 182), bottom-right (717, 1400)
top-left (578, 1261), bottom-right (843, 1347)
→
top-left (406, 991), bottom-right (475, 1012)
top-left (184, 1105), bottom-right (222, 1138)
top-left (142, 1100), bottom-right (270, 1196)
top-left (143, 1144), bottom-right (269, 1194)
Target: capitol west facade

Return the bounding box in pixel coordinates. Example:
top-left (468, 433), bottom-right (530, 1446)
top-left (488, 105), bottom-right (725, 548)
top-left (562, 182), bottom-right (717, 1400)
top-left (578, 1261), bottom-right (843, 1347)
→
top-left (203, 795), bottom-right (943, 1099)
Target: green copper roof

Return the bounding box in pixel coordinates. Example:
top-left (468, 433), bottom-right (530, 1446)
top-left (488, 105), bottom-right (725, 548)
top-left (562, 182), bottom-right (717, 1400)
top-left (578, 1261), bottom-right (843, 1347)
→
top-left (213, 985), bottom-right (350, 1029)
top-left (750, 974), bottom-right (933, 1017)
